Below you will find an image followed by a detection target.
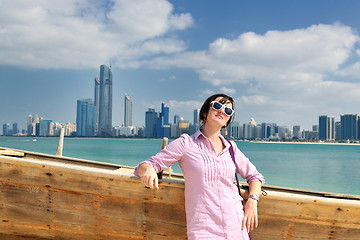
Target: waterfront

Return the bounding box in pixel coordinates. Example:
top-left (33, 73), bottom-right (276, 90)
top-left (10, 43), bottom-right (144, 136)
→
top-left (1, 136), bottom-right (359, 196)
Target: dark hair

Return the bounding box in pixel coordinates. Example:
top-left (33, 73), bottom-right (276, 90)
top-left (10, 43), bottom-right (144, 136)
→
top-left (199, 93), bottom-right (235, 128)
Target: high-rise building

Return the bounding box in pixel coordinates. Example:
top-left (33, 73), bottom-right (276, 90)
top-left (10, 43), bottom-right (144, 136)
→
top-left (261, 123), bottom-right (275, 139)
top-left (98, 65), bottom-right (113, 137)
top-left (27, 114), bottom-right (33, 136)
top-left (156, 114), bottom-right (164, 138)
top-left (39, 120), bottom-right (53, 137)
top-left (174, 115), bottom-right (181, 125)
top-left (358, 117), bottom-right (360, 140)
top-left (161, 103), bottom-right (169, 125)
top-left (2, 123), bottom-right (10, 135)
top-left (124, 94), bottom-right (133, 127)
top-left (340, 114), bottom-right (359, 140)
top-left (293, 125), bottom-right (302, 139)
top-left (243, 123), bottom-right (253, 139)
top-left (319, 115), bottom-right (335, 140)
top-left (76, 99), bottom-right (96, 137)
top-left (250, 118), bottom-right (257, 126)
top-left (193, 109), bottom-right (200, 125)
top-left (335, 121), bottom-right (341, 140)
top-left (152, 103), bottom-right (171, 138)
top-left (27, 114), bottom-right (40, 136)
top-left (227, 121), bottom-right (240, 139)
top-left (94, 77), bottom-right (100, 135)
top-left (145, 108), bottom-right (157, 138)
top-left (12, 123), bottom-right (19, 135)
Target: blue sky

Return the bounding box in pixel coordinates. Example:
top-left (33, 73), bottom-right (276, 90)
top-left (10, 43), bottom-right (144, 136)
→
top-left (1, 0), bottom-right (360, 132)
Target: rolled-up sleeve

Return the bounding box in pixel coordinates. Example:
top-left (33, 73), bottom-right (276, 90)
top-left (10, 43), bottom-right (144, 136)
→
top-left (232, 141), bottom-right (265, 184)
top-left (133, 134), bottom-right (187, 176)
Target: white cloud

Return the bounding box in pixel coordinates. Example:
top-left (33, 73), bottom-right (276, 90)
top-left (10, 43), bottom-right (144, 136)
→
top-left (240, 95), bottom-right (269, 105)
top-left (335, 62), bottom-right (360, 79)
top-left (144, 23), bottom-right (360, 127)
top-left (152, 23), bottom-right (359, 84)
top-left (0, 0), bottom-right (194, 69)
top-left (220, 87), bottom-right (236, 95)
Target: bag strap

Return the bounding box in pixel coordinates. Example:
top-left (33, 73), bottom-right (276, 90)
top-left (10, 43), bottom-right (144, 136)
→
top-left (227, 139), bottom-right (268, 198)
top-left (226, 139), bottom-right (242, 196)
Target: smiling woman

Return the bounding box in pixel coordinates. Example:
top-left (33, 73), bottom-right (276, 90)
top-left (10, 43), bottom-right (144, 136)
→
top-left (134, 93), bottom-right (264, 240)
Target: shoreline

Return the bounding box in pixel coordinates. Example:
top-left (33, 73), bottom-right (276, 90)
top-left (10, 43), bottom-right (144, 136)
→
top-left (2, 135), bottom-right (360, 145)
top-left (246, 140), bottom-right (360, 146)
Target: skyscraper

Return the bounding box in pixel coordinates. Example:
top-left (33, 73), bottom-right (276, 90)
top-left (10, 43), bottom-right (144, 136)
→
top-left (293, 125), bottom-right (302, 139)
top-left (174, 115), bottom-right (180, 125)
top-left (76, 99), bottom-right (96, 137)
top-left (27, 114), bottom-right (33, 136)
top-left (161, 103), bottom-right (169, 125)
top-left (124, 94), bottom-right (133, 127)
top-left (340, 114), bottom-right (359, 140)
top-left (2, 123), bottom-right (10, 135)
top-left (98, 65), bottom-right (113, 137)
top-left (39, 119), bottom-right (53, 137)
top-left (12, 123), bottom-right (19, 135)
top-left (193, 109), bottom-right (200, 125)
top-left (94, 77), bottom-right (100, 135)
top-left (145, 108), bottom-right (157, 138)
top-left (319, 115), bottom-right (335, 140)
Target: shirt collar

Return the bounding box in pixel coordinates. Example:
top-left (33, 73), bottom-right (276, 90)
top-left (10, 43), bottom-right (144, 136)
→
top-left (193, 129), bottom-right (203, 139)
top-left (193, 130), bottom-right (232, 149)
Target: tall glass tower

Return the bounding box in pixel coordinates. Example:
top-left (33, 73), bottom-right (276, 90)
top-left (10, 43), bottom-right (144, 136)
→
top-left (193, 109), bottom-right (200, 125)
top-left (76, 99), bottom-right (96, 137)
top-left (340, 114), bottom-right (359, 140)
top-left (124, 94), bottom-right (133, 127)
top-left (98, 65), bottom-right (113, 137)
top-left (145, 108), bottom-right (157, 138)
top-left (161, 103), bottom-right (169, 125)
top-left (94, 77), bottom-right (100, 135)
top-left (319, 115), bottom-right (335, 140)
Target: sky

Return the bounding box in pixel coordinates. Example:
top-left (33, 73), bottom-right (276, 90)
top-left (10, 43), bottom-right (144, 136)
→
top-left (1, 0), bottom-right (360, 132)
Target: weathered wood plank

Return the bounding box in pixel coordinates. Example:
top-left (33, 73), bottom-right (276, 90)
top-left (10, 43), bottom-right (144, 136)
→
top-left (251, 191), bottom-right (360, 240)
top-left (0, 156), bottom-right (187, 240)
top-left (1, 149), bottom-right (360, 240)
top-left (0, 150), bottom-right (25, 157)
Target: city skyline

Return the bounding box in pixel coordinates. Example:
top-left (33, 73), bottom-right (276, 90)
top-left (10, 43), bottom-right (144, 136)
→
top-left (1, 61), bottom-right (360, 136)
top-left (3, 110), bottom-right (360, 142)
top-left (2, 105), bottom-right (359, 137)
top-left (1, 1), bottom-right (360, 131)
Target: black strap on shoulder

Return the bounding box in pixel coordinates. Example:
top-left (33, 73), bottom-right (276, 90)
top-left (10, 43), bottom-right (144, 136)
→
top-left (226, 139), bottom-right (242, 196)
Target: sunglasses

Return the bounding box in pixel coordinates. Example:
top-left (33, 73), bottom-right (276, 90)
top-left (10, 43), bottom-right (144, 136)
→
top-left (210, 101), bottom-right (235, 116)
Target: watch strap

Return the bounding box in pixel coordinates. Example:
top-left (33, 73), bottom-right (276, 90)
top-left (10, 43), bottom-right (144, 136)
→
top-left (249, 194), bottom-right (259, 201)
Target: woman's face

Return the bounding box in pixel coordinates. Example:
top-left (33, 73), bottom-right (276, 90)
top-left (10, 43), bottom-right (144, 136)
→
top-left (205, 97), bottom-right (234, 128)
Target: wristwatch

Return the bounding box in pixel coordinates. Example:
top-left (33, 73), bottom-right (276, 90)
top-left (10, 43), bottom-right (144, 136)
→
top-left (248, 194), bottom-right (260, 201)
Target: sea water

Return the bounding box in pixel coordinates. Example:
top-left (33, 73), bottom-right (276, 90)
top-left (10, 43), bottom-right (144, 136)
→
top-left (1, 137), bottom-right (359, 196)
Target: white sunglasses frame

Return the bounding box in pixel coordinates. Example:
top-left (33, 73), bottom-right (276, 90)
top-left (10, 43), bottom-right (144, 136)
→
top-left (210, 101), bottom-right (235, 116)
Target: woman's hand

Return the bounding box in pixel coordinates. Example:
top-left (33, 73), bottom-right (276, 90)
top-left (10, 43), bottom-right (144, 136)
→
top-left (241, 180), bottom-right (261, 232)
top-left (139, 164), bottom-right (159, 189)
top-left (242, 198), bottom-right (258, 232)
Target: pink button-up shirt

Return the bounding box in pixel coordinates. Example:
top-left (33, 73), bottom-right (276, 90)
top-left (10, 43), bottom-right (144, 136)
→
top-left (134, 130), bottom-right (265, 240)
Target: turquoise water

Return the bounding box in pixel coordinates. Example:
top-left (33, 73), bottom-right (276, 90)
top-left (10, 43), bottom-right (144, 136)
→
top-left (1, 137), bottom-right (359, 196)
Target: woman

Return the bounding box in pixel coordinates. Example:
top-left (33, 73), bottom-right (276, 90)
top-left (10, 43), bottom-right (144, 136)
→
top-left (134, 93), bottom-right (265, 239)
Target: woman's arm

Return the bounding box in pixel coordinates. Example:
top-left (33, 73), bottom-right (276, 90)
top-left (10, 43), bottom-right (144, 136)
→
top-left (137, 163), bottom-right (159, 189)
top-left (242, 180), bottom-right (262, 232)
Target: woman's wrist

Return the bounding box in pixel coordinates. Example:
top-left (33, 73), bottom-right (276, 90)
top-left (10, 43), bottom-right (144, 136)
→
top-left (248, 194), bottom-right (260, 201)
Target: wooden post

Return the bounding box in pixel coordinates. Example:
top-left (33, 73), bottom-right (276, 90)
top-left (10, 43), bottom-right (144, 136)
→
top-left (161, 137), bottom-right (168, 150)
top-left (56, 127), bottom-right (65, 156)
top-left (157, 137), bottom-right (169, 179)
